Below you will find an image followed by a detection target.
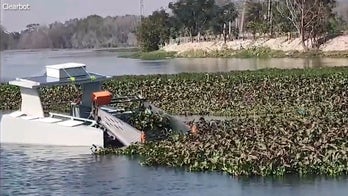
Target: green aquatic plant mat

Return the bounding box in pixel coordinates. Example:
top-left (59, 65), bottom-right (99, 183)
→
top-left (97, 113), bottom-right (348, 177)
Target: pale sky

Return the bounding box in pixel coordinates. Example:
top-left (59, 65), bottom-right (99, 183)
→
top-left (0, 0), bottom-right (173, 32)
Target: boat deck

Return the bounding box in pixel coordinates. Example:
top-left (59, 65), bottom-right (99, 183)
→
top-left (9, 111), bottom-right (97, 128)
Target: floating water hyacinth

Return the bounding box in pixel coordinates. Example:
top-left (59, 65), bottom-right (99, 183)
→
top-left (116, 105), bottom-right (174, 143)
top-left (2, 67), bottom-right (347, 115)
top-left (1, 67), bottom-right (348, 177)
top-left (97, 114), bottom-right (348, 177)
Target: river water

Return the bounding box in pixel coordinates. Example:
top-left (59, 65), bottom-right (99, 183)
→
top-left (1, 143), bottom-right (348, 196)
top-left (1, 49), bottom-right (348, 82)
top-left (1, 50), bottom-right (348, 195)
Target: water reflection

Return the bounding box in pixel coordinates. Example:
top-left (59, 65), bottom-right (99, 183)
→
top-left (170, 57), bottom-right (347, 72)
top-left (1, 143), bottom-right (348, 196)
top-left (238, 175), bottom-right (348, 196)
top-left (1, 49), bottom-right (347, 82)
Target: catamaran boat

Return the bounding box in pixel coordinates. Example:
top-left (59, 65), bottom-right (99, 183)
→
top-left (0, 63), bottom-right (188, 148)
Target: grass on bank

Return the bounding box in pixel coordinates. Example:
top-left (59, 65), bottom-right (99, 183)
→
top-left (93, 47), bottom-right (140, 52)
top-left (120, 50), bottom-right (177, 60)
top-left (121, 47), bottom-right (348, 60)
top-left (177, 47), bottom-right (348, 58)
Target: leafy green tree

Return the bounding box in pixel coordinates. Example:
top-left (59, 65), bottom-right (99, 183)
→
top-left (0, 26), bottom-right (10, 50)
top-left (1, 15), bottom-right (139, 50)
top-left (17, 25), bottom-right (51, 49)
top-left (168, 17), bottom-right (181, 40)
top-left (245, 0), bottom-right (268, 39)
top-left (137, 10), bottom-right (170, 52)
top-left (209, 2), bottom-right (239, 42)
top-left (169, 0), bottom-right (215, 41)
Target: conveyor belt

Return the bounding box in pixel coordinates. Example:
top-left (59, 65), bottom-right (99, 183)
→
top-left (97, 108), bottom-right (141, 146)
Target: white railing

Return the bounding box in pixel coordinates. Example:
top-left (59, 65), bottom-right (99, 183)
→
top-left (49, 112), bottom-right (97, 127)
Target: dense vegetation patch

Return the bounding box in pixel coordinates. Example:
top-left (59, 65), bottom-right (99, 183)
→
top-left (98, 113), bottom-right (348, 176)
top-left (1, 67), bottom-right (347, 176)
top-left (0, 85), bottom-right (20, 110)
top-left (1, 67), bottom-right (348, 117)
top-left (118, 105), bottom-right (175, 142)
top-left (105, 67), bottom-right (348, 117)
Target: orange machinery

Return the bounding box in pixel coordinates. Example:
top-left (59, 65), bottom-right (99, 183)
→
top-left (92, 91), bottom-right (112, 106)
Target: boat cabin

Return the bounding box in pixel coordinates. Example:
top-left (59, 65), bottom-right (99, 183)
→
top-left (9, 63), bottom-right (111, 119)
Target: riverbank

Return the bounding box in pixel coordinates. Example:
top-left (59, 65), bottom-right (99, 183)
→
top-left (125, 48), bottom-right (348, 60)
top-left (164, 35), bottom-right (348, 53)
top-left (137, 35), bottom-right (348, 59)
top-left (176, 48), bottom-right (348, 58)
top-left (93, 47), bottom-right (139, 52)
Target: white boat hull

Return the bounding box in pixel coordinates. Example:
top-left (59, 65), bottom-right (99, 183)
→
top-left (0, 114), bottom-right (104, 147)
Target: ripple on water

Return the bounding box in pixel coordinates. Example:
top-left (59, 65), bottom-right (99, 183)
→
top-left (1, 144), bottom-right (348, 196)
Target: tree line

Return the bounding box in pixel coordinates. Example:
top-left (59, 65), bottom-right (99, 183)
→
top-left (0, 15), bottom-right (139, 51)
top-left (137, 0), bottom-right (348, 52)
top-left (1, 0), bottom-right (347, 52)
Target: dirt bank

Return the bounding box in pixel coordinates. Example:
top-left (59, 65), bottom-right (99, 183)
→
top-left (163, 35), bottom-right (348, 54)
